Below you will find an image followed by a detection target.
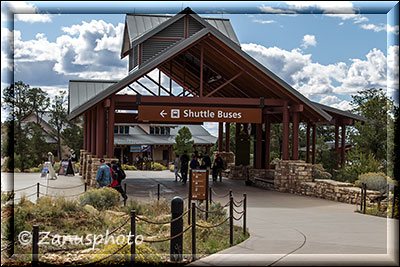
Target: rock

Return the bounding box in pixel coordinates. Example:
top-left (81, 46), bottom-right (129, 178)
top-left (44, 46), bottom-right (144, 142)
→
top-left (83, 204), bottom-right (99, 216)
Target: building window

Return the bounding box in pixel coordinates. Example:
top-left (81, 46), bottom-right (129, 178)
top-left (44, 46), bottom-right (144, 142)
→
top-left (114, 126), bottom-right (118, 134)
top-left (162, 150), bottom-right (169, 160)
top-left (149, 126), bottom-right (170, 136)
top-left (115, 125), bottom-right (130, 135)
top-left (125, 126), bottom-right (129, 134)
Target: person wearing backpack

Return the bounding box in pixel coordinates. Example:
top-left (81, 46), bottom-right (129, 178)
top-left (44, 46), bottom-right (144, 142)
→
top-left (111, 160), bottom-right (128, 200)
top-left (180, 151), bottom-right (190, 184)
top-left (107, 162), bottom-right (128, 201)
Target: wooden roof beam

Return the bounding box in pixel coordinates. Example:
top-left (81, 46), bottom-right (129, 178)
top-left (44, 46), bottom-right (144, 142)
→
top-left (205, 71), bottom-right (244, 97)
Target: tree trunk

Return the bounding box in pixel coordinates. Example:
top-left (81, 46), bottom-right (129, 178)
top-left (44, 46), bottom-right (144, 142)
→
top-left (18, 121), bottom-right (24, 171)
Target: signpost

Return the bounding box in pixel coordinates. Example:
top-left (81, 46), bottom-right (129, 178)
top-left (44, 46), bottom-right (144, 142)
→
top-left (138, 106), bottom-right (262, 123)
top-left (40, 162), bottom-right (50, 178)
top-left (58, 161), bottom-right (69, 175)
top-left (189, 169), bottom-right (209, 201)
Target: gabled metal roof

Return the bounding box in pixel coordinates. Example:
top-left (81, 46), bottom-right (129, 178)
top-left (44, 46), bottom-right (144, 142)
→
top-left (312, 102), bottom-right (367, 122)
top-left (121, 13), bottom-right (240, 58)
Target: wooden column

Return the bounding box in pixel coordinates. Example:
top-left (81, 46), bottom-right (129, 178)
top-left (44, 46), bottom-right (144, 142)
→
top-left (107, 97), bottom-right (115, 158)
top-left (265, 115), bottom-right (271, 169)
top-left (306, 122), bottom-right (310, 163)
top-left (282, 101), bottom-right (289, 160)
top-left (255, 123), bottom-right (262, 169)
top-left (218, 122), bottom-right (223, 152)
top-left (96, 103), bottom-right (106, 158)
top-left (311, 123), bottom-right (316, 164)
top-left (199, 43), bottom-right (204, 97)
top-left (91, 108), bottom-right (96, 155)
top-left (341, 124), bottom-right (346, 166)
top-left (83, 112), bottom-right (87, 151)
top-left (335, 123), bottom-right (339, 168)
top-left (225, 122), bottom-right (230, 152)
top-left (264, 116), bottom-right (271, 169)
top-left (291, 112), bottom-right (299, 160)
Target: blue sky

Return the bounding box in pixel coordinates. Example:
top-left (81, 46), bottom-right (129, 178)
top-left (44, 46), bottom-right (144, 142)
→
top-left (1, 1), bottom-right (399, 136)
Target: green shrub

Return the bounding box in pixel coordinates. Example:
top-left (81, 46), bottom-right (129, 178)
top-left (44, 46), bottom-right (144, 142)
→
top-left (121, 164), bottom-right (137, 171)
top-left (169, 164), bottom-right (175, 172)
top-left (29, 167), bottom-right (41, 173)
top-left (333, 150), bottom-right (381, 183)
top-left (356, 172), bottom-right (397, 192)
top-left (14, 168), bottom-right (21, 173)
top-left (78, 187), bottom-right (120, 211)
top-left (312, 164), bottom-right (332, 180)
top-left (151, 162), bottom-right (167, 171)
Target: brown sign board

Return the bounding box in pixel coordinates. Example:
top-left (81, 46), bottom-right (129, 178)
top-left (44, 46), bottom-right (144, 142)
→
top-left (138, 105), bottom-right (262, 123)
top-left (189, 169), bottom-right (209, 201)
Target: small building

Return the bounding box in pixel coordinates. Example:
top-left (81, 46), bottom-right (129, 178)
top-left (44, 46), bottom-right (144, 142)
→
top-left (113, 123), bottom-right (216, 165)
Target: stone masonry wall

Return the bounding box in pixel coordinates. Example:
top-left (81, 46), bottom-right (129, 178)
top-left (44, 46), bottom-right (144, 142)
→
top-left (80, 153), bottom-right (117, 188)
top-left (249, 159), bottom-right (382, 208)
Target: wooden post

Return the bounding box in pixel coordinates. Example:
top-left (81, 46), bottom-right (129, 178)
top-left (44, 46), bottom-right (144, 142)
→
top-left (199, 43), bottom-right (204, 97)
top-left (192, 202), bottom-right (196, 261)
top-left (291, 112), bottom-right (299, 160)
top-left (363, 183), bottom-right (367, 214)
top-left (229, 196), bottom-right (233, 246)
top-left (157, 183), bottom-right (160, 201)
top-left (83, 112), bottom-right (87, 150)
top-left (130, 210), bottom-right (136, 263)
top-left (91, 109), bottom-right (96, 156)
top-left (209, 186), bottom-right (212, 206)
top-left (243, 193), bottom-right (247, 235)
top-left (360, 185), bottom-right (364, 212)
top-left (84, 182), bottom-right (87, 192)
top-left (265, 117), bottom-right (270, 169)
top-left (218, 122), bottom-right (223, 152)
top-left (312, 123), bottom-right (316, 164)
top-left (225, 122), bottom-right (230, 152)
top-left (341, 124), bottom-right (346, 166)
top-left (171, 197), bottom-right (183, 262)
top-left (107, 97), bottom-right (115, 158)
top-left (255, 123), bottom-right (262, 169)
top-left (335, 123), bottom-right (339, 168)
top-left (306, 122), bottom-right (310, 163)
top-left (282, 101), bottom-right (289, 160)
top-left (96, 103), bottom-right (106, 158)
top-left (87, 111), bottom-right (91, 152)
top-left (32, 225), bottom-right (39, 267)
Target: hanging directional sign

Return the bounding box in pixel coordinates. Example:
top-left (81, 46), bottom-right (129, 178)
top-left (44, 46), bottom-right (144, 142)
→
top-left (138, 105), bottom-right (262, 123)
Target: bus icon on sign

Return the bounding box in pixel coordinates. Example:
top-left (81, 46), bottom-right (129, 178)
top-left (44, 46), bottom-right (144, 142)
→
top-left (171, 109), bottom-right (180, 119)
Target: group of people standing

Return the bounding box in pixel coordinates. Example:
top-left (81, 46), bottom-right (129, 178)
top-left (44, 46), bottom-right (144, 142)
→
top-left (96, 159), bottom-right (128, 201)
top-left (174, 151), bottom-right (225, 184)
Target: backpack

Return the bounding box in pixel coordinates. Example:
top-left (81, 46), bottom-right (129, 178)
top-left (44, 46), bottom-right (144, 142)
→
top-left (110, 167), bottom-right (119, 187)
top-left (114, 164), bottom-right (126, 181)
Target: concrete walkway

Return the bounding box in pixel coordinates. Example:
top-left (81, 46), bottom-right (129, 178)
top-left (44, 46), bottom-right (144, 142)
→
top-left (2, 170), bottom-right (398, 265)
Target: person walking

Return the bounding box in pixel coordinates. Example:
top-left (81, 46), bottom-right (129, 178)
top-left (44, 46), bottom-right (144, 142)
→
top-left (180, 151), bottom-right (190, 184)
top-left (190, 154), bottom-right (200, 170)
top-left (47, 152), bottom-right (57, 180)
top-left (174, 154), bottom-right (181, 182)
top-left (108, 161), bottom-right (128, 201)
top-left (212, 153), bottom-right (224, 182)
top-left (96, 159), bottom-right (111, 188)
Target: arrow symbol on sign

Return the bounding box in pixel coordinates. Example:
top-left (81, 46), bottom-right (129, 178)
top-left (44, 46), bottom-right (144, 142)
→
top-left (160, 110), bottom-right (167, 118)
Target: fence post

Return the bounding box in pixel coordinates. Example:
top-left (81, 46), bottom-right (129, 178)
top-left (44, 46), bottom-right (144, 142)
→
top-left (36, 183), bottom-right (40, 202)
top-left (229, 189), bottom-right (232, 199)
top-left (243, 193), bottom-right (247, 235)
top-left (124, 183), bottom-right (127, 207)
top-left (363, 183), bottom-right (367, 214)
top-left (84, 182), bottom-right (87, 192)
top-left (158, 183), bottom-right (160, 201)
top-left (188, 198), bottom-right (191, 225)
top-left (205, 195), bottom-right (209, 221)
top-left (209, 187), bottom-right (212, 206)
top-left (392, 186), bottom-right (397, 219)
top-left (171, 197), bottom-right (183, 262)
top-left (360, 184), bottom-right (364, 212)
top-left (32, 225), bottom-right (39, 267)
top-left (229, 196), bottom-right (233, 246)
top-left (130, 210), bottom-right (135, 263)
top-left (192, 202), bottom-right (196, 261)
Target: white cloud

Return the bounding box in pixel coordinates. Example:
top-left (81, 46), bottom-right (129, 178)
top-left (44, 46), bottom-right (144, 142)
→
top-left (319, 95), bottom-right (340, 105)
top-left (284, 1), bottom-right (355, 14)
top-left (301, 34), bottom-right (317, 49)
top-left (252, 19), bottom-right (276, 24)
top-left (259, 5), bottom-right (297, 14)
top-left (4, 1), bottom-right (51, 23)
top-left (360, 23), bottom-right (399, 34)
top-left (387, 45), bottom-right (399, 100)
top-left (331, 100), bottom-right (354, 111)
top-left (242, 43), bottom-right (393, 99)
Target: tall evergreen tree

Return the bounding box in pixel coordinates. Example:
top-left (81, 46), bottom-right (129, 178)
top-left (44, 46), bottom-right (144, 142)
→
top-left (49, 91), bottom-right (68, 160)
top-left (173, 126), bottom-right (194, 155)
top-left (28, 87), bottom-right (50, 124)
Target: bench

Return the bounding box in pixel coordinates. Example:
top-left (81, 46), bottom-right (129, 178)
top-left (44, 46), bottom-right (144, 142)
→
top-left (254, 178), bottom-right (274, 185)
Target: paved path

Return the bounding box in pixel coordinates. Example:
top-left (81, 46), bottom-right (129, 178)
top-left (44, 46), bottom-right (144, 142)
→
top-left (2, 170), bottom-right (397, 265)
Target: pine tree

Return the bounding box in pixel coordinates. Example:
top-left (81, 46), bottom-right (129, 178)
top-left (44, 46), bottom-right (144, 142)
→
top-left (49, 91), bottom-right (68, 160)
top-left (173, 126), bottom-right (194, 155)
